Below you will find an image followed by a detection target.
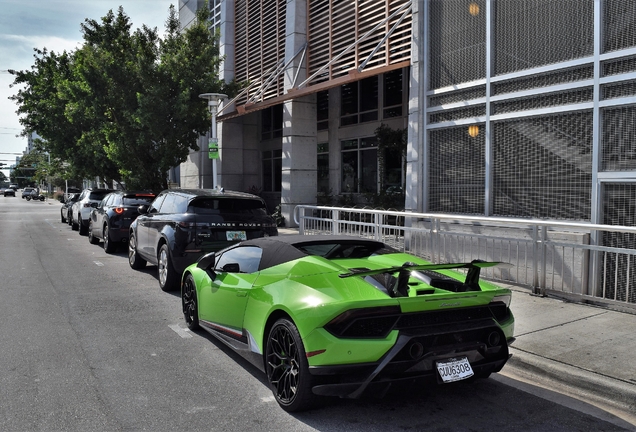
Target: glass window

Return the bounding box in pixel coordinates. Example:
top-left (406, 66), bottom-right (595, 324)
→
top-left (149, 194), bottom-right (166, 213)
top-left (261, 105), bottom-right (283, 140)
top-left (189, 198), bottom-right (268, 215)
top-left (383, 69), bottom-right (403, 118)
top-left (341, 137), bottom-right (379, 194)
top-left (340, 76), bottom-right (379, 126)
top-left (159, 194), bottom-right (178, 213)
top-left (263, 150), bottom-right (282, 193)
top-left (215, 246), bottom-right (263, 274)
top-left (318, 142), bottom-right (329, 194)
top-left (317, 91), bottom-right (329, 131)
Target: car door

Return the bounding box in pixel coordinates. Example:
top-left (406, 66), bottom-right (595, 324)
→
top-left (92, 194), bottom-right (112, 237)
top-left (198, 246), bottom-right (262, 334)
top-left (135, 193), bottom-right (166, 260)
top-left (145, 193), bottom-right (180, 259)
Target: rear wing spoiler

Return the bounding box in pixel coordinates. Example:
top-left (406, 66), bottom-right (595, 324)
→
top-left (339, 260), bottom-right (513, 297)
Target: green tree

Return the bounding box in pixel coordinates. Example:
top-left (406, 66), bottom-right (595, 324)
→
top-left (10, 4), bottom-right (236, 192)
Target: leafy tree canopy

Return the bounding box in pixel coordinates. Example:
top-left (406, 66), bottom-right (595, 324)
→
top-left (9, 4), bottom-right (237, 192)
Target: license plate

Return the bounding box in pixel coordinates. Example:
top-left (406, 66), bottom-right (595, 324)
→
top-left (226, 230), bottom-right (247, 241)
top-left (436, 357), bottom-right (474, 383)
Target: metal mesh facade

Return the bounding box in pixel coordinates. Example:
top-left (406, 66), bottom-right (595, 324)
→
top-left (492, 113), bottom-right (592, 219)
top-left (601, 105), bottom-right (636, 171)
top-left (423, 0), bottom-right (636, 305)
top-left (601, 183), bottom-right (636, 303)
top-left (428, 0), bottom-right (486, 89)
top-left (425, 0), bottom-right (636, 222)
top-left (429, 127), bottom-right (485, 215)
top-left (494, 0), bottom-right (594, 74)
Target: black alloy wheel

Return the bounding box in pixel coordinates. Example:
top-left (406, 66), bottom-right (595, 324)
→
top-left (182, 274), bottom-right (200, 331)
top-left (128, 232), bottom-right (147, 270)
top-left (265, 318), bottom-right (316, 412)
top-left (158, 244), bottom-right (178, 292)
top-left (88, 220), bottom-right (99, 244)
top-left (103, 224), bottom-right (116, 254)
top-left (61, 209), bottom-right (66, 223)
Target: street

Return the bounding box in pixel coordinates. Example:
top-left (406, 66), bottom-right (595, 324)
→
top-left (0, 196), bottom-right (632, 432)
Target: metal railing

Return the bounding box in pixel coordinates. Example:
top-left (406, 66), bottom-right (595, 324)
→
top-left (294, 205), bottom-right (636, 313)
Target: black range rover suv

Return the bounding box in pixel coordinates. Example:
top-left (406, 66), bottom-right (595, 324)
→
top-left (128, 188), bottom-right (278, 291)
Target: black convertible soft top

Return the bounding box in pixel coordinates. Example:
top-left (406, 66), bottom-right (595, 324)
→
top-left (238, 235), bottom-right (389, 270)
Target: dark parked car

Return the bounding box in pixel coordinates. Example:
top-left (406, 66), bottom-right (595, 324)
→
top-left (3, 188), bottom-right (15, 197)
top-left (88, 190), bottom-right (156, 253)
top-left (61, 193), bottom-right (80, 223)
top-left (128, 188), bottom-right (278, 291)
top-left (70, 188), bottom-right (116, 235)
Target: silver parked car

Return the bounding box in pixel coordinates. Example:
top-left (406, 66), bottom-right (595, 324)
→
top-left (70, 188), bottom-right (116, 235)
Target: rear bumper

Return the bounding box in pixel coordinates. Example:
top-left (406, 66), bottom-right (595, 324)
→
top-left (308, 320), bottom-right (511, 399)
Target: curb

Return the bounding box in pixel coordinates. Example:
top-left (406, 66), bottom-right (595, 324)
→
top-left (502, 347), bottom-right (636, 426)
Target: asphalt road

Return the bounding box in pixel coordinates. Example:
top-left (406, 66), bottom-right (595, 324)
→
top-left (0, 196), bottom-right (632, 432)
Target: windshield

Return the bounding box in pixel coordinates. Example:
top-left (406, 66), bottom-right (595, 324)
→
top-left (123, 197), bottom-right (155, 206)
top-left (189, 198), bottom-right (268, 216)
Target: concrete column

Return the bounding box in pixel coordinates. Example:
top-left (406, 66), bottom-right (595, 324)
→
top-left (218, 113), bottom-right (259, 191)
top-left (280, 0), bottom-right (317, 227)
top-left (281, 96), bottom-right (318, 227)
top-left (406, 0), bottom-right (424, 212)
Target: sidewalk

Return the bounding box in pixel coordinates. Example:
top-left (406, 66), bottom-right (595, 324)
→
top-left (278, 228), bottom-right (636, 426)
top-left (499, 283), bottom-right (636, 427)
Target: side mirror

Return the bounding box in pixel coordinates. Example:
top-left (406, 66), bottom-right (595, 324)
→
top-left (91, 202), bottom-right (99, 208)
top-left (137, 204), bottom-right (150, 214)
top-left (222, 263), bottom-right (240, 273)
top-left (197, 252), bottom-right (217, 280)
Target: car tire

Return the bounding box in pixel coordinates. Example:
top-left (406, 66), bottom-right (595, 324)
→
top-left (78, 216), bottom-right (88, 235)
top-left (265, 318), bottom-right (316, 412)
top-left (61, 210), bottom-right (66, 224)
top-left (158, 243), bottom-right (178, 292)
top-left (103, 224), bottom-right (116, 254)
top-left (128, 232), bottom-right (147, 270)
top-left (88, 220), bottom-right (99, 244)
top-left (71, 213), bottom-right (79, 231)
top-left (182, 274), bottom-right (200, 331)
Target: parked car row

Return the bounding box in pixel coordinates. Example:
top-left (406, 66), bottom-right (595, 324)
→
top-left (60, 187), bottom-right (279, 292)
top-left (57, 188), bottom-right (515, 413)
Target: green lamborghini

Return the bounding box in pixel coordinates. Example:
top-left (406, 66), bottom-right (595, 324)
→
top-left (181, 234), bottom-right (515, 412)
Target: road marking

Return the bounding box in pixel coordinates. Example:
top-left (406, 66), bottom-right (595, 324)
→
top-left (261, 396), bottom-right (275, 403)
top-left (94, 261), bottom-right (104, 266)
top-left (169, 324), bottom-right (192, 339)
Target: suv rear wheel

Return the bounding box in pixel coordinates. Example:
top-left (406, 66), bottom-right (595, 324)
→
top-left (158, 243), bottom-right (178, 292)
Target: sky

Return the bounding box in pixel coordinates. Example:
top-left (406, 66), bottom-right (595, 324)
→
top-left (0, 0), bottom-right (175, 176)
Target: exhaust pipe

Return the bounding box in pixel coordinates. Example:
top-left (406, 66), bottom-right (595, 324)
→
top-left (408, 342), bottom-right (424, 359)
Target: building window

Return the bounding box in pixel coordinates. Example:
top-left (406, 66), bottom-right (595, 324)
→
top-left (317, 91), bottom-right (329, 131)
top-left (384, 69), bottom-right (403, 118)
top-left (340, 77), bottom-right (378, 126)
top-left (208, 0), bottom-right (221, 31)
top-left (341, 137), bottom-right (378, 193)
top-left (262, 150), bottom-right (282, 192)
top-left (317, 142), bottom-right (329, 194)
top-left (261, 105), bottom-right (283, 140)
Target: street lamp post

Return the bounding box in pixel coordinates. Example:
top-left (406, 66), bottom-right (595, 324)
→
top-left (199, 93), bottom-right (227, 189)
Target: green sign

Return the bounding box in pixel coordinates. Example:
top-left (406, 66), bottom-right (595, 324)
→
top-left (208, 138), bottom-right (219, 160)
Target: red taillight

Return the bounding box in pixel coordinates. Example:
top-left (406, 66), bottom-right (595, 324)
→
top-left (114, 207), bottom-right (124, 214)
